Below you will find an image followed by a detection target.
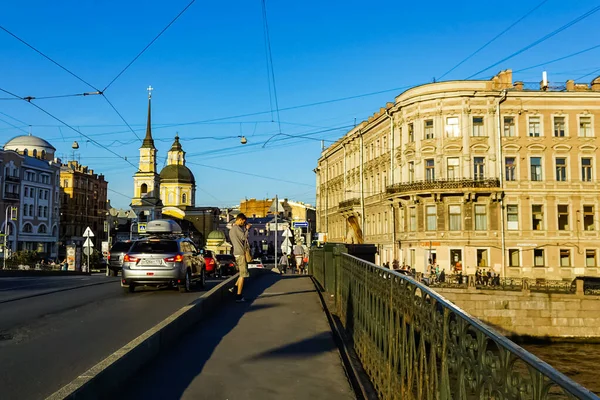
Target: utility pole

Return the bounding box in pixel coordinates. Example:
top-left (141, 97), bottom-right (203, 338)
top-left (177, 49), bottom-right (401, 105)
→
top-left (274, 195), bottom-right (279, 273)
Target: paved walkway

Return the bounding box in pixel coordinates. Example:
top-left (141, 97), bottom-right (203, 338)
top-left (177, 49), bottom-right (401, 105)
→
top-left (121, 271), bottom-right (355, 400)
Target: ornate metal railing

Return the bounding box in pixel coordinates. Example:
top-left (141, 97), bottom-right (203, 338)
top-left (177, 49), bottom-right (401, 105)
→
top-left (386, 178), bottom-right (500, 195)
top-left (339, 197), bottom-right (361, 209)
top-left (311, 250), bottom-right (598, 399)
top-left (429, 275), bottom-right (587, 294)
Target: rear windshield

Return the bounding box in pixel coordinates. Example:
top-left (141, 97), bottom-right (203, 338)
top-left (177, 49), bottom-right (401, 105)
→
top-left (216, 255), bottom-right (235, 261)
top-left (110, 242), bottom-right (132, 252)
top-left (129, 240), bottom-right (178, 254)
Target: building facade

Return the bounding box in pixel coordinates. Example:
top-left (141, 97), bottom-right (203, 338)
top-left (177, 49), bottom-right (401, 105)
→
top-left (2, 135), bottom-right (61, 259)
top-left (316, 70), bottom-right (600, 279)
top-left (59, 160), bottom-right (108, 249)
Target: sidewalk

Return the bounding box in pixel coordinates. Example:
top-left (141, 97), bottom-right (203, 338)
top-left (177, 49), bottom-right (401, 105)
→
top-left (120, 271), bottom-right (355, 400)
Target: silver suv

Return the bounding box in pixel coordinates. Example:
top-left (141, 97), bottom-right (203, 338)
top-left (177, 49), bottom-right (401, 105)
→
top-left (121, 220), bottom-right (206, 293)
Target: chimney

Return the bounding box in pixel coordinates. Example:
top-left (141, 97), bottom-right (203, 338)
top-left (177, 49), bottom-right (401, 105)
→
top-left (514, 81), bottom-right (524, 91)
top-left (566, 80), bottom-right (575, 91)
top-left (540, 71), bottom-right (548, 91)
top-left (592, 77), bottom-right (600, 92)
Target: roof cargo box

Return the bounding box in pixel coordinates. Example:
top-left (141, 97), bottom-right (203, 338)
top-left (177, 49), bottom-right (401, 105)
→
top-left (145, 219), bottom-right (182, 234)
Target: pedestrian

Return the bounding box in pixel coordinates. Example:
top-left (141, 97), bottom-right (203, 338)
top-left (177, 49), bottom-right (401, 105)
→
top-left (293, 241), bottom-right (305, 274)
top-left (279, 253), bottom-right (289, 274)
top-left (229, 213), bottom-right (251, 302)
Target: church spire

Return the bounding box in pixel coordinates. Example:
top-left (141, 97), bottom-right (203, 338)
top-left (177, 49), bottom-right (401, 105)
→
top-left (141, 85), bottom-right (155, 149)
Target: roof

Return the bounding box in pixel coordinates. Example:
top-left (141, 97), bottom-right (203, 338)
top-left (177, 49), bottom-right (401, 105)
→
top-left (207, 230), bottom-right (226, 240)
top-left (169, 135), bottom-right (183, 152)
top-left (159, 164), bottom-right (195, 184)
top-left (141, 97), bottom-right (155, 149)
top-left (4, 134), bottom-right (56, 152)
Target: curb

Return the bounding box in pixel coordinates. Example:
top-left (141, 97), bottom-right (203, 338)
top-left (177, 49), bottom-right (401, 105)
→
top-left (46, 274), bottom-right (241, 400)
top-left (0, 280), bottom-right (117, 305)
top-left (0, 270), bottom-right (91, 278)
top-left (310, 275), bottom-right (378, 400)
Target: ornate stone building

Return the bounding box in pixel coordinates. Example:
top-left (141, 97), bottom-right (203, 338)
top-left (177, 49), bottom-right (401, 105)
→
top-left (316, 70), bottom-right (600, 279)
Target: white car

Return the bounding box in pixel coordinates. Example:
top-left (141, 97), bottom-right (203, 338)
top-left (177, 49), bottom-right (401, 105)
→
top-left (248, 258), bottom-right (264, 269)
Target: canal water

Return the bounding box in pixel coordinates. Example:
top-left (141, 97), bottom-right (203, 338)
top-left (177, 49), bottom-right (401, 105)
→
top-left (523, 342), bottom-right (600, 395)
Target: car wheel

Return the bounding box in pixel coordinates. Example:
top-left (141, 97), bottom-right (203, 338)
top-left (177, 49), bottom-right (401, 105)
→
top-left (109, 268), bottom-right (117, 277)
top-left (199, 269), bottom-right (206, 288)
top-left (179, 270), bottom-right (191, 293)
top-left (125, 284), bottom-right (135, 293)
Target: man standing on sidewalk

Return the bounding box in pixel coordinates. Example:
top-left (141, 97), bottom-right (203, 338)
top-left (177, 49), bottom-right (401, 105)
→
top-left (293, 242), bottom-right (305, 274)
top-left (230, 213), bottom-right (250, 302)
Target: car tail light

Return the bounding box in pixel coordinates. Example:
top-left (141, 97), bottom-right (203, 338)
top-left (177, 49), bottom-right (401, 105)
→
top-left (107, 253), bottom-right (111, 261)
top-left (229, 263), bottom-right (234, 267)
top-left (123, 254), bottom-right (139, 263)
top-left (164, 253), bottom-right (184, 262)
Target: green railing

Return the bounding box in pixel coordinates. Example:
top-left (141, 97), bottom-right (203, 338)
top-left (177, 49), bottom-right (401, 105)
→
top-left (309, 247), bottom-right (598, 400)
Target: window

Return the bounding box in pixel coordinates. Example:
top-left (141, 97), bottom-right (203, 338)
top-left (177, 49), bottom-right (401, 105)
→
top-left (409, 207), bottom-right (416, 232)
top-left (505, 157), bottom-right (516, 181)
top-left (472, 116), bottom-right (484, 136)
top-left (534, 249), bottom-right (545, 267)
top-left (449, 205), bottom-right (461, 231)
top-left (507, 205), bottom-right (519, 230)
top-left (424, 119), bottom-right (434, 139)
top-left (426, 205), bottom-right (437, 231)
top-left (43, 206), bottom-right (48, 218)
top-left (586, 249), bottom-right (596, 267)
top-left (530, 157), bottom-right (542, 181)
top-left (447, 157), bottom-right (459, 180)
top-left (29, 205), bottom-right (33, 216)
top-left (560, 249), bottom-right (571, 267)
top-left (24, 206), bottom-right (28, 217)
top-left (445, 116), bottom-right (460, 137)
top-left (24, 187), bottom-right (28, 197)
top-left (553, 116), bottom-right (566, 137)
top-left (579, 116), bottom-right (593, 137)
top-left (182, 193), bottom-right (187, 204)
top-left (408, 123), bottom-right (414, 142)
top-left (38, 206), bottom-right (43, 217)
top-left (39, 190), bottom-right (43, 199)
top-left (38, 225), bottom-right (47, 234)
top-left (532, 205), bottom-right (543, 230)
top-left (555, 158), bottom-right (567, 181)
top-left (425, 159), bottom-right (435, 181)
top-left (528, 116), bottom-right (541, 137)
top-left (408, 162), bottom-right (415, 183)
top-left (473, 157), bottom-right (485, 180)
top-left (584, 205), bottom-right (595, 231)
top-left (44, 190), bottom-right (48, 200)
top-left (557, 205), bottom-right (569, 230)
top-left (23, 223), bottom-right (33, 233)
top-left (476, 249), bottom-right (488, 267)
top-left (140, 183), bottom-right (148, 194)
top-left (474, 204), bottom-right (487, 230)
top-left (508, 249), bottom-right (520, 267)
top-left (582, 158), bottom-right (593, 181)
top-left (503, 116), bottom-right (515, 137)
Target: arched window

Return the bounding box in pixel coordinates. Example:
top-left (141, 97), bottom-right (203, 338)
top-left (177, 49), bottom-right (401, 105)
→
top-left (182, 193), bottom-right (187, 204)
top-left (23, 223), bottom-right (33, 233)
top-left (41, 150), bottom-right (46, 159)
top-left (38, 225), bottom-right (47, 234)
top-left (33, 149), bottom-right (37, 157)
top-left (23, 149), bottom-right (28, 156)
top-left (140, 183), bottom-right (148, 194)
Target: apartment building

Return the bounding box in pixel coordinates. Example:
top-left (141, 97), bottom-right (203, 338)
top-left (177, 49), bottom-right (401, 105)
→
top-left (316, 70), bottom-right (600, 279)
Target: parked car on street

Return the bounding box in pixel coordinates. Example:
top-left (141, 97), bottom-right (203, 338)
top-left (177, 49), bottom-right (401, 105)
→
top-left (215, 254), bottom-right (237, 276)
top-left (248, 258), bottom-right (264, 269)
top-left (203, 250), bottom-right (220, 277)
top-left (121, 220), bottom-right (206, 293)
top-left (107, 241), bottom-right (133, 276)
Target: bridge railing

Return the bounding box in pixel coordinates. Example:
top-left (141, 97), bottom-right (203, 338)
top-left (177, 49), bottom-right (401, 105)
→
top-left (309, 245), bottom-right (599, 400)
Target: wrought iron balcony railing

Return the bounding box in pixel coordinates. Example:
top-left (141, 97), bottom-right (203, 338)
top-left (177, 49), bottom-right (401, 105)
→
top-left (3, 191), bottom-right (19, 200)
top-left (338, 198), bottom-right (360, 209)
top-left (387, 178), bottom-right (500, 194)
top-left (4, 175), bottom-right (21, 182)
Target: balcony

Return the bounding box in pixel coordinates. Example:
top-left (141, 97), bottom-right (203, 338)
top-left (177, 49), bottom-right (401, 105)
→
top-left (3, 191), bottom-right (19, 200)
top-left (338, 197), bottom-right (361, 209)
top-left (5, 175), bottom-right (20, 183)
top-left (386, 178), bottom-right (500, 195)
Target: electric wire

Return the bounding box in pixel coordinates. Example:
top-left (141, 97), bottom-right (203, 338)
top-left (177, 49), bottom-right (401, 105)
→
top-left (437, 0), bottom-right (549, 81)
top-left (0, 86), bottom-right (138, 169)
top-left (513, 43), bottom-right (600, 73)
top-left (466, 4), bottom-right (600, 79)
top-left (261, 0), bottom-right (282, 135)
top-left (102, 0), bottom-right (197, 92)
top-left (101, 94), bottom-right (142, 140)
top-left (576, 66), bottom-right (600, 81)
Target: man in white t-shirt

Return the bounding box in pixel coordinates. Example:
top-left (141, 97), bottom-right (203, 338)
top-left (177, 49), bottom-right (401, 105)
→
top-left (293, 243), bottom-right (305, 274)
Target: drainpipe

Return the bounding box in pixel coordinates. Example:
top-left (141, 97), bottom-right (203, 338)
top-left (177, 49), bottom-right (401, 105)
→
top-left (386, 109), bottom-right (394, 185)
top-left (497, 89), bottom-right (508, 277)
top-left (359, 130), bottom-right (365, 230)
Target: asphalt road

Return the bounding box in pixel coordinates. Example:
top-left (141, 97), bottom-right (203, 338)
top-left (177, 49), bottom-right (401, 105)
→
top-left (0, 274), bottom-right (219, 400)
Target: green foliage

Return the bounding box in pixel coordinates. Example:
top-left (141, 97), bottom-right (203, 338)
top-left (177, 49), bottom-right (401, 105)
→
top-left (11, 250), bottom-right (40, 265)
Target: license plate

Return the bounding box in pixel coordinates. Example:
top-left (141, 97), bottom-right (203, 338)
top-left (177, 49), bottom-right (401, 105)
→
top-left (144, 259), bottom-right (163, 265)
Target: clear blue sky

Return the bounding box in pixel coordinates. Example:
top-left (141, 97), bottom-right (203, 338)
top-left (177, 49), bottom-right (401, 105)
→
top-left (1, 0), bottom-right (599, 209)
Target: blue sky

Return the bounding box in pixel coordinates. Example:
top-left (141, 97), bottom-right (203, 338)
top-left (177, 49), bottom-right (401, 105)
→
top-left (1, 0), bottom-right (599, 209)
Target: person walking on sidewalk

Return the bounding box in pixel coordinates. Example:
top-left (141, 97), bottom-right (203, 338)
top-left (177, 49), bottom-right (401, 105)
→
top-left (279, 253), bottom-right (289, 274)
top-left (293, 242), bottom-right (305, 274)
top-left (230, 213), bottom-right (250, 302)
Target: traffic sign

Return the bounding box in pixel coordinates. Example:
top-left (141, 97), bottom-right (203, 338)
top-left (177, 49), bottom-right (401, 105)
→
top-left (293, 221), bottom-right (309, 228)
top-left (138, 222), bottom-right (147, 233)
top-left (83, 227), bottom-right (94, 237)
top-left (83, 237), bottom-right (94, 248)
top-left (83, 246), bottom-right (93, 256)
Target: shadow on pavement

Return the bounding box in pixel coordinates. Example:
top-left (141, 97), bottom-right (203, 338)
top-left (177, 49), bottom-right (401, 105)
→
top-left (257, 289), bottom-right (316, 298)
top-left (119, 272), bottom-right (279, 400)
top-left (246, 331), bottom-right (335, 361)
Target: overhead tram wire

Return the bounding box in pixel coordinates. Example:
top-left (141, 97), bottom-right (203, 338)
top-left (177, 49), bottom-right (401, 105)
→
top-left (437, 0), bottom-right (549, 81)
top-left (0, 87), bottom-right (138, 170)
top-left (0, 117), bottom-right (28, 134)
top-left (465, 4), bottom-right (600, 80)
top-left (576, 66), bottom-right (600, 81)
top-left (261, 0), bottom-right (282, 135)
top-left (513, 43), bottom-right (600, 73)
top-left (101, 0), bottom-right (197, 92)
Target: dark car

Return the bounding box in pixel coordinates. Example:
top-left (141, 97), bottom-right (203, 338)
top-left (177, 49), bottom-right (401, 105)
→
top-left (203, 250), bottom-right (219, 277)
top-left (216, 254), bottom-right (237, 276)
top-left (107, 241), bottom-right (133, 276)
